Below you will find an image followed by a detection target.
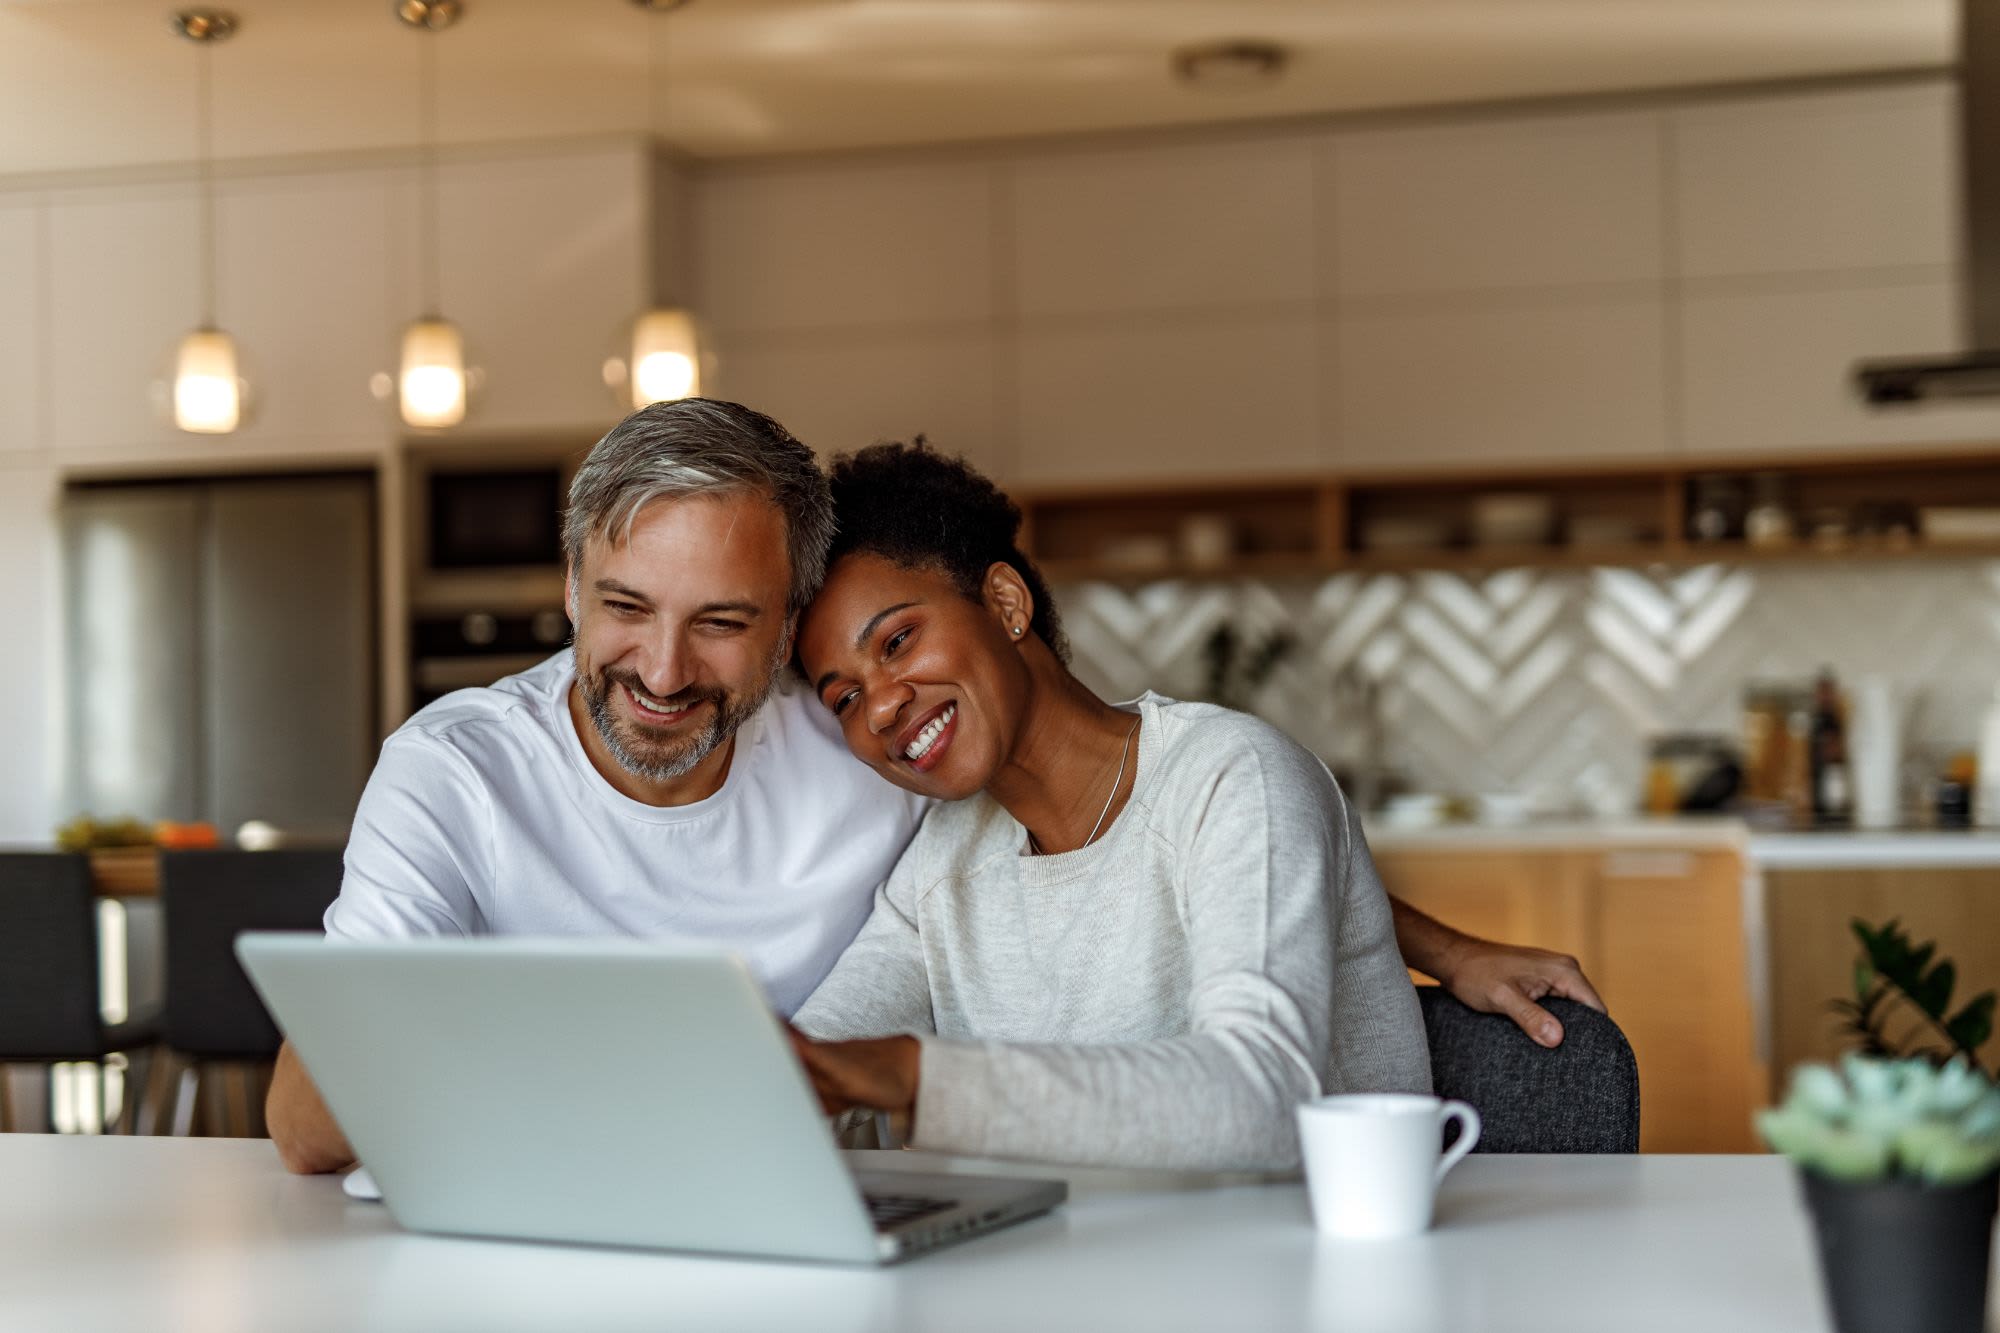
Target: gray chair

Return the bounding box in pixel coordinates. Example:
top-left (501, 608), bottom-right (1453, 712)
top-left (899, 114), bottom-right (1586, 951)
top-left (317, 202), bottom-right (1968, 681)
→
top-left (0, 853), bottom-right (161, 1133)
top-left (1417, 986), bottom-right (1640, 1153)
top-left (156, 848), bottom-right (344, 1136)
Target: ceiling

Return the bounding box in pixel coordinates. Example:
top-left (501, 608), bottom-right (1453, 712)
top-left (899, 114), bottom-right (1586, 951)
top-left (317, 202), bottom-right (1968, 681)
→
top-left (0, 0), bottom-right (1955, 178)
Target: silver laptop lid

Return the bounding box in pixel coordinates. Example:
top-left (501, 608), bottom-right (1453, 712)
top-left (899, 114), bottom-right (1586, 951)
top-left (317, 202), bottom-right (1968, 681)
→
top-left (237, 934), bottom-right (884, 1264)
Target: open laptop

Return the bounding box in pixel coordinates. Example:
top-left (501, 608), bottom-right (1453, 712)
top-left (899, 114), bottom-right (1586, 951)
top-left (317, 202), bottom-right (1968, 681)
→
top-left (236, 934), bottom-right (1065, 1264)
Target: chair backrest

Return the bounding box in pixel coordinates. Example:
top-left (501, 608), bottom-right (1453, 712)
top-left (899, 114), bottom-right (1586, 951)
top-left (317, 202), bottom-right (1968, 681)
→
top-left (0, 853), bottom-right (106, 1059)
top-left (159, 848), bottom-right (345, 1059)
top-left (1417, 986), bottom-right (1640, 1153)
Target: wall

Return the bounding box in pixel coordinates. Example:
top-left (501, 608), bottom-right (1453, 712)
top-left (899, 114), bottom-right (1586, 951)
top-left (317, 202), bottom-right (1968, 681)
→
top-left (1052, 557), bottom-right (2000, 813)
top-left (0, 138), bottom-right (655, 841)
top-left (694, 76), bottom-right (2000, 481)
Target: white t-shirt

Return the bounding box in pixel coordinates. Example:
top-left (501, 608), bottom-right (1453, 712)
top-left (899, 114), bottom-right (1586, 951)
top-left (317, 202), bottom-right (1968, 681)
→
top-left (325, 653), bottom-right (929, 1014)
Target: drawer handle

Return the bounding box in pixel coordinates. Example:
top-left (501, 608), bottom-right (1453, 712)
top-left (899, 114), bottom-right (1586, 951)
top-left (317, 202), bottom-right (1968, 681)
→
top-left (1601, 851), bottom-right (1697, 880)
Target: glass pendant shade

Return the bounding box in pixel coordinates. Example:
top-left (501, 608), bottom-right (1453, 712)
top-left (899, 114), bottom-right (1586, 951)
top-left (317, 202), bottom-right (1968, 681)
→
top-left (629, 307), bottom-right (701, 407)
top-left (399, 318), bottom-right (467, 428)
top-left (172, 327), bottom-right (243, 434)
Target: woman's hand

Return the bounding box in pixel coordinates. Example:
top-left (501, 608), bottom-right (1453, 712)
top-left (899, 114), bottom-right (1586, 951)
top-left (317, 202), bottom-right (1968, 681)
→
top-left (786, 1027), bottom-right (922, 1118)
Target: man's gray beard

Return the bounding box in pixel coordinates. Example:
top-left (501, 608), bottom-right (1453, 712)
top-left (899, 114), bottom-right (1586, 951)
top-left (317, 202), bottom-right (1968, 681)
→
top-left (574, 644), bottom-right (781, 784)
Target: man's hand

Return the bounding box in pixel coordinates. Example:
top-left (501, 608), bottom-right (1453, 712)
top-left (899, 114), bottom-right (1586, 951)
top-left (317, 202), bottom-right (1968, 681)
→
top-left (786, 1028), bottom-right (921, 1119)
top-left (266, 1041), bottom-right (357, 1175)
top-left (1388, 897), bottom-right (1607, 1049)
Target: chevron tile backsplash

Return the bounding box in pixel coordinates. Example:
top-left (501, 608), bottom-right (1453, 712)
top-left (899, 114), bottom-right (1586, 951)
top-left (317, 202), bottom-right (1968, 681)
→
top-left (1056, 558), bottom-right (2000, 814)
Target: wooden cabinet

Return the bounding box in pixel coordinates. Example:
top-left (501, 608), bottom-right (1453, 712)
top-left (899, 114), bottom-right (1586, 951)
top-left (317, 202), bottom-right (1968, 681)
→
top-left (1764, 866), bottom-right (2000, 1093)
top-left (1375, 842), bottom-right (1762, 1153)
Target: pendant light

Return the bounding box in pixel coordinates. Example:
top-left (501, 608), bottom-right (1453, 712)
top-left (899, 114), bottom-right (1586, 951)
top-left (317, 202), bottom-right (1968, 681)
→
top-left (170, 10), bottom-right (247, 434)
top-left (622, 0), bottom-right (702, 408)
top-left (397, 0), bottom-right (469, 429)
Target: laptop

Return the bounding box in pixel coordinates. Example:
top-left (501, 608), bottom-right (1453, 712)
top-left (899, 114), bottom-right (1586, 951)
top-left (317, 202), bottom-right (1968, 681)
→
top-left (235, 934), bottom-right (1065, 1264)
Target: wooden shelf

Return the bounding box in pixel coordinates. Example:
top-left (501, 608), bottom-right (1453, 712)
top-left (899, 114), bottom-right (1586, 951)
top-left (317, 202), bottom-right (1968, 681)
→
top-left (1013, 449), bottom-right (2000, 580)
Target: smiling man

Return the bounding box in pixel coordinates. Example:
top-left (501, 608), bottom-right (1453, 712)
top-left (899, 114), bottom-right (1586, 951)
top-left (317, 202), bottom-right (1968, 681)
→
top-left (268, 397), bottom-right (1602, 1175)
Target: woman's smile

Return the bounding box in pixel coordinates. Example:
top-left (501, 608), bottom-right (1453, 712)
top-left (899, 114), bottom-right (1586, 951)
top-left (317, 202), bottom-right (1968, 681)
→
top-left (895, 701), bottom-right (958, 772)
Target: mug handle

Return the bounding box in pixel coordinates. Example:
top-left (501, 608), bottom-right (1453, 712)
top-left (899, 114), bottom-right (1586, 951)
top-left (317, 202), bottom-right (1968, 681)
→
top-left (1436, 1100), bottom-right (1482, 1182)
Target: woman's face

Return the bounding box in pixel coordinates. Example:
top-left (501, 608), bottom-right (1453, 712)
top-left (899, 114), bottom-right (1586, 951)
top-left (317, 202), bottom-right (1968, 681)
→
top-left (797, 553), bottom-right (1030, 801)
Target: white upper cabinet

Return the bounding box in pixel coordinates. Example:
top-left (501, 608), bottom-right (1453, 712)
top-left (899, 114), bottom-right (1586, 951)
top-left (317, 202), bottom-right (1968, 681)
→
top-left (1679, 279), bottom-right (2000, 457)
top-left (1327, 111), bottom-right (1666, 297)
top-left (710, 329), bottom-right (1003, 477)
top-left (436, 147), bottom-right (649, 433)
top-left (1011, 137), bottom-right (1315, 318)
top-left (46, 183), bottom-right (199, 454)
top-left (222, 170), bottom-right (400, 446)
top-left (694, 161), bottom-right (995, 336)
top-left (1673, 84), bottom-right (1956, 279)
top-left (1014, 312), bottom-right (1320, 484)
top-left (1335, 296), bottom-right (1669, 471)
top-left (0, 201), bottom-right (40, 456)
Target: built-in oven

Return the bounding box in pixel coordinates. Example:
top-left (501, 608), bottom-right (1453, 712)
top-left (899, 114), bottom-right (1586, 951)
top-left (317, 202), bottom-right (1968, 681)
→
top-left (410, 608), bottom-right (571, 709)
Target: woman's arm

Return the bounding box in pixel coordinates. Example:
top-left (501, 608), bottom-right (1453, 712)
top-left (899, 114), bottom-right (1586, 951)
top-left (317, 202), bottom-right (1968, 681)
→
top-left (1389, 896), bottom-right (1606, 1048)
top-left (791, 868), bottom-right (937, 1038)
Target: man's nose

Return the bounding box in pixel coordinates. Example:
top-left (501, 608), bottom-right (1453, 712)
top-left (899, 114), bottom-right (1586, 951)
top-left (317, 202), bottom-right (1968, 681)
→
top-left (635, 629), bottom-right (696, 699)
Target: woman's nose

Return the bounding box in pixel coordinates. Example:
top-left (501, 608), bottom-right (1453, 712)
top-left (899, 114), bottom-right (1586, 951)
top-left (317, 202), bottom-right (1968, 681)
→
top-left (866, 681), bottom-right (912, 736)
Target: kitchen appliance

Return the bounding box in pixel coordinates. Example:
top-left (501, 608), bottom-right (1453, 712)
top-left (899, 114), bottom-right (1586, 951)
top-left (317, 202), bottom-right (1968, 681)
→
top-left (424, 466), bottom-right (563, 570)
top-left (1855, 2), bottom-right (2000, 401)
top-left (60, 475), bottom-right (375, 838)
top-left (411, 608), bottom-right (570, 709)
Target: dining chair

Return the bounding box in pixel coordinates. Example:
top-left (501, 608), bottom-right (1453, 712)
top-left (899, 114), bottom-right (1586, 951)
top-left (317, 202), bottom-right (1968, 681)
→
top-left (155, 847), bottom-right (344, 1137)
top-left (1416, 986), bottom-right (1640, 1153)
top-left (0, 853), bottom-right (161, 1133)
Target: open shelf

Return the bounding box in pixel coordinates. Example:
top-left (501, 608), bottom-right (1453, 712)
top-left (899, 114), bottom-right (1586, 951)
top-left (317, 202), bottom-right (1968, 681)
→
top-left (1013, 447), bottom-right (2000, 581)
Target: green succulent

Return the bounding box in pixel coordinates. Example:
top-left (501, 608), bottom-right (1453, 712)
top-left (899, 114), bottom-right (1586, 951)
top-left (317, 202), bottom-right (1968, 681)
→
top-left (1757, 1054), bottom-right (2000, 1186)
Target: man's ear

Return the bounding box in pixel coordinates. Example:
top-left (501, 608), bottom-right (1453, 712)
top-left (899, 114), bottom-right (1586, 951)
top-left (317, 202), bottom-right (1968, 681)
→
top-left (777, 612), bottom-right (798, 664)
top-left (564, 565), bottom-right (579, 624)
top-left (980, 562), bottom-right (1034, 639)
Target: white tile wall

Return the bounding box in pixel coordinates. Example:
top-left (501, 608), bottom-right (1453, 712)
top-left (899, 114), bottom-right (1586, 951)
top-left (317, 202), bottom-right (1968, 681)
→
top-left (1012, 137), bottom-right (1316, 317)
top-left (0, 201), bottom-right (40, 456)
top-left (1672, 84), bottom-right (1957, 279)
top-left (1327, 112), bottom-right (1666, 297)
top-left (1015, 313), bottom-right (1322, 482)
top-left (1335, 295), bottom-right (1670, 468)
top-left (694, 162), bottom-right (997, 335)
top-left (1057, 557), bottom-right (2000, 813)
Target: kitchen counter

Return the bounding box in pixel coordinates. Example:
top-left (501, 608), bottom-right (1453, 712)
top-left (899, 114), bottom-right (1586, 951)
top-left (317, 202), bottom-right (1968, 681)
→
top-left (1363, 816), bottom-right (2000, 869)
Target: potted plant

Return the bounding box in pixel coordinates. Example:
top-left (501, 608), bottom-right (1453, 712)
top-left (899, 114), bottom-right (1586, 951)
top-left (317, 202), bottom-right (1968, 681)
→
top-left (1757, 920), bottom-right (2000, 1333)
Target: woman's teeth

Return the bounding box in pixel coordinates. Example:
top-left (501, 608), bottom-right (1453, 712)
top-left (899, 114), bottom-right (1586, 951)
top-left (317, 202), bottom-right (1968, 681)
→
top-left (905, 704), bottom-right (955, 760)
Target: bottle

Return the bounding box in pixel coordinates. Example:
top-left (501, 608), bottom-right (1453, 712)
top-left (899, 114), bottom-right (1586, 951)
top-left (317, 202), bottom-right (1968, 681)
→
top-left (1810, 668), bottom-right (1852, 826)
top-left (1847, 677), bottom-right (1902, 830)
top-left (1978, 685), bottom-right (2000, 828)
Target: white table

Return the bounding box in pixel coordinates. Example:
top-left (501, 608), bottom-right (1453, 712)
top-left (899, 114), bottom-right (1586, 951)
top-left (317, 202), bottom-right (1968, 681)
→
top-left (7, 1136), bottom-right (1993, 1333)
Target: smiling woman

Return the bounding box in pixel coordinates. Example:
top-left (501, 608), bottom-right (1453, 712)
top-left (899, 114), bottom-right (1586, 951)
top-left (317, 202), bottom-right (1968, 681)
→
top-left (789, 442), bottom-right (1432, 1172)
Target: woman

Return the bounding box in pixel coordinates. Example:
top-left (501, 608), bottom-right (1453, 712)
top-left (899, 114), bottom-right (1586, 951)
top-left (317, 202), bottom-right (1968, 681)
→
top-left (789, 442), bottom-right (1430, 1171)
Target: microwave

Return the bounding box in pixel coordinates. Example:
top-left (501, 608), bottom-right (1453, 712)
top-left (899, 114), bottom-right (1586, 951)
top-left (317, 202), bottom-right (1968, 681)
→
top-left (425, 466), bottom-right (564, 570)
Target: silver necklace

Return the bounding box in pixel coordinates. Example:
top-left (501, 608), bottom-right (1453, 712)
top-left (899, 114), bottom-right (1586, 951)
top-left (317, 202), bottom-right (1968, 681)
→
top-left (1028, 713), bottom-right (1140, 855)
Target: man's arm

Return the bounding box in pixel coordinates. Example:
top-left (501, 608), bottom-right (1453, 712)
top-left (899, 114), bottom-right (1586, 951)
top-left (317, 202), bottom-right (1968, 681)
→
top-left (268, 1041), bottom-right (355, 1175)
top-left (1389, 896), bottom-right (1606, 1049)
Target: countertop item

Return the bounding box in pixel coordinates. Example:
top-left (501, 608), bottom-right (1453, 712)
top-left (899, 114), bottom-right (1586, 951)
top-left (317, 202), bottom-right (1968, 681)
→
top-left (2, 1135), bottom-right (1883, 1333)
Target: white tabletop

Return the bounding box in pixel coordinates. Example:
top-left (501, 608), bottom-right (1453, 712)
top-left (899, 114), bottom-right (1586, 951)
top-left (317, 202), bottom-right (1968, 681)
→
top-left (8, 1136), bottom-right (1992, 1333)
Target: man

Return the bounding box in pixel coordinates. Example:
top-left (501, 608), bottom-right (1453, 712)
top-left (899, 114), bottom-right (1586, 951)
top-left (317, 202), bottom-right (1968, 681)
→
top-left (270, 398), bottom-right (1601, 1174)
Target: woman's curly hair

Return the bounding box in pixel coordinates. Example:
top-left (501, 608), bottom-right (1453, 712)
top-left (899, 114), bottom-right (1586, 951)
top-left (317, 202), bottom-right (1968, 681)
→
top-left (825, 439), bottom-right (1068, 662)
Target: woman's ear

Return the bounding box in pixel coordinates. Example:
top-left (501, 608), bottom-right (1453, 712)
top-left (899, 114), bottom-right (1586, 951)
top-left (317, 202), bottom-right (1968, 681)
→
top-left (980, 562), bottom-right (1035, 642)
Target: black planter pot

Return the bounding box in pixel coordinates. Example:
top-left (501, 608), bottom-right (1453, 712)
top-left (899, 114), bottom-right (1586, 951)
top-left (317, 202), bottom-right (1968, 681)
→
top-left (1798, 1166), bottom-right (2000, 1333)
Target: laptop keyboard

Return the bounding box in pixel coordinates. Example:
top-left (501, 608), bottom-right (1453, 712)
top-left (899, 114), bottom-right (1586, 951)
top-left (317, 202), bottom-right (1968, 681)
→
top-left (864, 1191), bottom-right (957, 1230)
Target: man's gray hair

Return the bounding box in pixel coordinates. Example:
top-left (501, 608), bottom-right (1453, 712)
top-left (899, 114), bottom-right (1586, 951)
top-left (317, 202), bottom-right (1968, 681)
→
top-left (564, 398), bottom-right (834, 615)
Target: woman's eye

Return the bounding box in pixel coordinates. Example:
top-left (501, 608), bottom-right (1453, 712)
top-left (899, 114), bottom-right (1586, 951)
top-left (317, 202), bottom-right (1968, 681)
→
top-left (884, 627), bottom-right (912, 656)
top-left (830, 689), bottom-right (858, 716)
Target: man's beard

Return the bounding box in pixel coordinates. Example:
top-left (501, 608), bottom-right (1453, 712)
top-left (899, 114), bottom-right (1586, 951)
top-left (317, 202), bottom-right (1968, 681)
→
top-left (574, 647), bottom-right (780, 784)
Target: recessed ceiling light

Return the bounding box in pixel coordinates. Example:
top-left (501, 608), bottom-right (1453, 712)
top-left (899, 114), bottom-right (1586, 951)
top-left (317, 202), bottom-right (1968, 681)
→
top-left (1171, 40), bottom-right (1288, 91)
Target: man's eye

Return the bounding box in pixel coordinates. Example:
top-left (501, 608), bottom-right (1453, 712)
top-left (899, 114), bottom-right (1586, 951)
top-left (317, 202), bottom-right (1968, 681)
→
top-left (703, 619), bottom-right (748, 634)
top-left (606, 601), bottom-right (641, 616)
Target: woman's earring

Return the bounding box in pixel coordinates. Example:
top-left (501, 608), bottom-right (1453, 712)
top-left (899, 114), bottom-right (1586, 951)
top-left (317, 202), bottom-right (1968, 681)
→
top-left (1012, 625), bottom-right (1024, 638)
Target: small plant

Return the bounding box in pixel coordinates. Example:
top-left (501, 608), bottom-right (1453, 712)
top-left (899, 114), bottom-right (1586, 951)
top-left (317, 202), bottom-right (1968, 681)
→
top-left (1758, 1055), bottom-right (2000, 1186)
top-left (1833, 919), bottom-right (1994, 1076)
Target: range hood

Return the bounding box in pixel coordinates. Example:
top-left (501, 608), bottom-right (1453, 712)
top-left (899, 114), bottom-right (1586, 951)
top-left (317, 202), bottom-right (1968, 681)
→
top-left (1855, 1), bottom-right (2000, 403)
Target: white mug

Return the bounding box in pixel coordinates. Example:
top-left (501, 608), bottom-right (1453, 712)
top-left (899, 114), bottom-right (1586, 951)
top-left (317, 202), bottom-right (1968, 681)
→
top-left (1297, 1093), bottom-right (1481, 1239)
